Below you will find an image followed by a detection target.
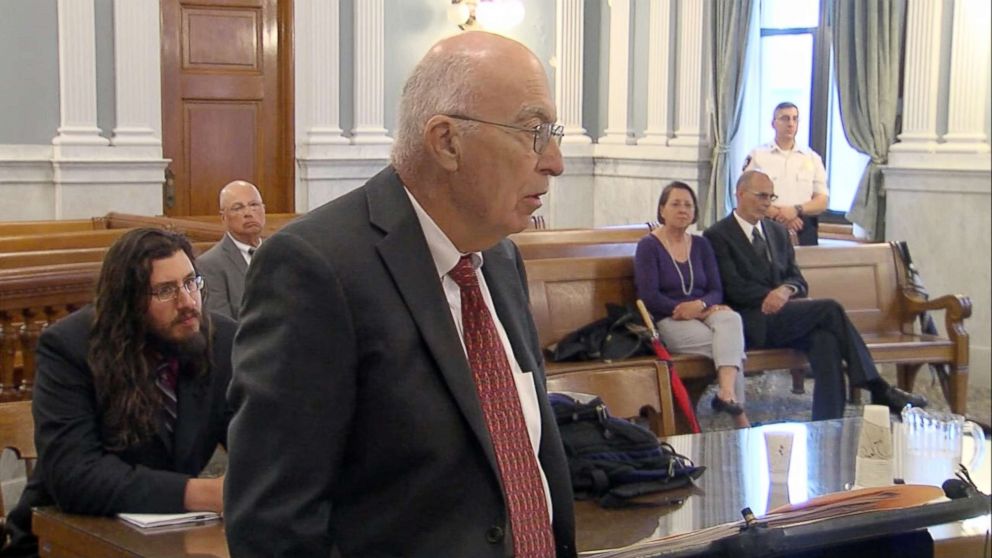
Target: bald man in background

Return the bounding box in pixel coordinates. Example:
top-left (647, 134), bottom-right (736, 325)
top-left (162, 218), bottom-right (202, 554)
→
top-left (197, 180), bottom-right (266, 319)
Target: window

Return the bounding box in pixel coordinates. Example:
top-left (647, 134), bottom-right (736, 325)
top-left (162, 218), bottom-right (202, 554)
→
top-left (731, 0), bottom-right (867, 218)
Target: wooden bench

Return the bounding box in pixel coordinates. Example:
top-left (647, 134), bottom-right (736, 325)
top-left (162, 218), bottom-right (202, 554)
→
top-left (0, 242), bottom-right (216, 399)
top-left (0, 218), bottom-right (106, 237)
top-left (524, 242), bottom-right (972, 429)
top-left (0, 229), bottom-right (132, 254)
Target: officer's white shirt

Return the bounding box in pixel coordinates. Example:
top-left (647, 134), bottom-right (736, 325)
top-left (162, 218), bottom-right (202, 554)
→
top-left (744, 141), bottom-right (827, 207)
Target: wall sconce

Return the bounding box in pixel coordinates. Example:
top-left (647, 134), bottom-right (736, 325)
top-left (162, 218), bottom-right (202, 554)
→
top-left (448, 0), bottom-right (525, 32)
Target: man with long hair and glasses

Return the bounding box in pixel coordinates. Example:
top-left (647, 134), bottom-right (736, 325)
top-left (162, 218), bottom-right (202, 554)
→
top-left (2, 229), bottom-right (235, 557)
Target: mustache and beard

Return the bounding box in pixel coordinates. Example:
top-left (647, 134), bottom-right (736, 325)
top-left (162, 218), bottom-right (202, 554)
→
top-left (145, 307), bottom-right (208, 365)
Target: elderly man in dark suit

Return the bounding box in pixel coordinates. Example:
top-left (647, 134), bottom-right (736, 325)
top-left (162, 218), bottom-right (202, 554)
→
top-left (225, 32), bottom-right (575, 557)
top-left (197, 180), bottom-right (266, 319)
top-left (2, 229), bottom-right (234, 557)
top-left (703, 171), bottom-right (927, 420)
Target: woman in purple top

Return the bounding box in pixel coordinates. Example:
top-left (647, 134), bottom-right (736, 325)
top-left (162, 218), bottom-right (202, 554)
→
top-left (635, 182), bottom-right (750, 428)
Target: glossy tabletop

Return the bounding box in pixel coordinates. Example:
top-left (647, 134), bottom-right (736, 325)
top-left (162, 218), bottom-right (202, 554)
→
top-left (33, 418), bottom-right (990, 558)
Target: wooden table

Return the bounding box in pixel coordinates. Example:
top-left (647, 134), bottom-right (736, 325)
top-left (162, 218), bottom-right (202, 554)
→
top-left (34, 418), bottom-right (990, 558)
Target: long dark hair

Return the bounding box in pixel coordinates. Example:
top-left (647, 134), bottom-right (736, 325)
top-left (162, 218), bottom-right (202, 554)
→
top-left (88, 228), bottom-right (211, 451)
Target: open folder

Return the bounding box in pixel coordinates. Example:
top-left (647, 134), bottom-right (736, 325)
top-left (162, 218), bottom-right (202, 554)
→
top-left (117, 511), bottom-right (220, 529)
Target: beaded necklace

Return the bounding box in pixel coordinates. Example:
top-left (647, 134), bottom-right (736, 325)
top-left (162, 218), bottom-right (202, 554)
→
top-left (659, 232), bottom-right (693, 296)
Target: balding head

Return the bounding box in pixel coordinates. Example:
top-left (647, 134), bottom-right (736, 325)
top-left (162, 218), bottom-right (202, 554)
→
top-left (218, 180), bottom-right (265, 246)
top-left (734, 171), bottom-right (775, 225)
top-left (389, 32), bottom-right (561, 253)
top-left (391, 32), bottom-right (543, 178)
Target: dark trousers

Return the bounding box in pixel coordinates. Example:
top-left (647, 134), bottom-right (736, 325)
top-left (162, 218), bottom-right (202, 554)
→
top-left (796, 215), bottom-right (819, 246)
top-left (758, 299), bottom-right (880, 420)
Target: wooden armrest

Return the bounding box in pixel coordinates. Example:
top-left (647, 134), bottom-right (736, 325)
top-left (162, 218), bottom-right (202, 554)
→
top-left (902, 290), bottom-right (972, 321)
top-left (901, 290), bottom-right (972, 343)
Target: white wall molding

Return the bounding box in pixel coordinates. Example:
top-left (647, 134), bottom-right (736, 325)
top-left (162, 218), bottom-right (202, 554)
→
top-left (890, 0), bottom-right (943, 153)
top-left (670, 0), bottom-right (706, 147)
top-left (295, 0), bottom-right (348, 156)
top-left (599, 0), bottom-right (632, 145)
top-left (555, 0), bottom-right (591, 144)
top-left (110, 0), bottom-right (162, 156)
top-left (639, 0), bottom-right (672, 146)
top-left (350, 0), bottom-right (391, 145)
top-left (939, 0), bottom-right (991, 153)
top-left (52, 0), bottom-right (110, 157)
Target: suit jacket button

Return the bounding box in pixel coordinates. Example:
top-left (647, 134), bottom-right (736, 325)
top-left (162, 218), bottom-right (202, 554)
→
top-left (486, 525), bottom-right (504, 543)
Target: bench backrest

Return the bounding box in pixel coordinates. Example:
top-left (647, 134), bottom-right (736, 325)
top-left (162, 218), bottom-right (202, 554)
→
top-left (525, 243), bottom-right (907, 349)
top-left (0, 229), bottom-right (131, 254)
top-left (0, 218), bottom-right (105, 237)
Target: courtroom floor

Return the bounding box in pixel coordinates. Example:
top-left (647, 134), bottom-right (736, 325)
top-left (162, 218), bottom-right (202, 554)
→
top-left (695, 365), bottom-right (992, 432)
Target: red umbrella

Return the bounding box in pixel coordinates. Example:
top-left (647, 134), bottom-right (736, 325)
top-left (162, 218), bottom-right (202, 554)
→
top-left (636, 299), bottom-right (701, 433)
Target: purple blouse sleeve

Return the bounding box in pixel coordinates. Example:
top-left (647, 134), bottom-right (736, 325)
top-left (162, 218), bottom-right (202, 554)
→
top-left (634, 235), bottom-right (680, 318)
top-left (696, 235), bottom-right (724, 307)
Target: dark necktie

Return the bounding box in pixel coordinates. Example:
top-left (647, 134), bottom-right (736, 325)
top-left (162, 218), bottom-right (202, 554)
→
top-left (247, 247), bottom-right (256, 262)
top-left (449, 255), bottom-right (554, 557)
top-left (155, 358), bottom-right (179, 435)
top-left (752, 227), bottom-right (770, 262)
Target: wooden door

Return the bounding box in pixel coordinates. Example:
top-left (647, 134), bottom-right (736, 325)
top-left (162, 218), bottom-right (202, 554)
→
top-left (161, 0), bottom-right (293, 216)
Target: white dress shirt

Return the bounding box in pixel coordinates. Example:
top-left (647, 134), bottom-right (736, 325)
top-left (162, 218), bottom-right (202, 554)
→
top-left (405, 188), bottom-right (553, 519)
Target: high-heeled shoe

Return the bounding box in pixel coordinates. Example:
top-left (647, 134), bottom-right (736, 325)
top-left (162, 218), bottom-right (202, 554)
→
top-left (711, 395), bottom-right (744, 417)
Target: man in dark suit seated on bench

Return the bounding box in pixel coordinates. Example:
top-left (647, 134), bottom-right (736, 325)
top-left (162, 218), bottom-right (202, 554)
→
top-left (703, 171), bottom-right (927, 420)
top-left (2, 229), bottom-right (235, 557)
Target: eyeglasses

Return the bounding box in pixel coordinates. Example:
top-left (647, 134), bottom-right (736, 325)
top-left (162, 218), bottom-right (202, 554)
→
top-left (444, 114), bottom-right (564, 155)
top-left (225, 201), bottom-right (264, 214)
top-left (747, 191), bottom-right (779, 202)
top-left (150, 275), bottom-right (204, 303)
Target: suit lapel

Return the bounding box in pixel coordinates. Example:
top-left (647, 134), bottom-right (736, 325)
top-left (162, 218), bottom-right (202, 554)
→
top-left (220, 235), bottom-right (249, 275)
top-left (482, 246), bottom-right (539, 377)
top-left (172, 370), bottom-right (209, 470)
top-left (368, 169), bottom-right (499, 474)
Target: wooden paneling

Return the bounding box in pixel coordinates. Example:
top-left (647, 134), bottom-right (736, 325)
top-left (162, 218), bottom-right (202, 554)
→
top-left (162, 0), bottom-right (293, 216)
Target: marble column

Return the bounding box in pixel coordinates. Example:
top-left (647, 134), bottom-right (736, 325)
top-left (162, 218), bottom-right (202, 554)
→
top-left (351, 0), bottom-right (392, 144)
top-left (52, 0), bottom-right (110, 156)
top-left (940, 0), bottom-right (991, 152)
top-left (669, 0), bottom-right (706, 147)
top-left (110, 0), bottom-right (162, 155)
top-left (599, 0), bottom-right (632, 145)
top-left (890, 0), bottom-right (943, 153)
top-left (555, 0), bottom-right (591, 144)
top-left (639, 0), bottom-right (672, 146)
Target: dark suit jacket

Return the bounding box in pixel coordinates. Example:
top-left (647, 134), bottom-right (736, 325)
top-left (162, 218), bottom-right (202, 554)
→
top-left (225, 166), bottom-right (576, 558)
top-left (198, 234), bottom-right (248, 319)
top-left (703, 214), bottom-right (808, 346)
top-left (2, 306), bottom-right (235, 557)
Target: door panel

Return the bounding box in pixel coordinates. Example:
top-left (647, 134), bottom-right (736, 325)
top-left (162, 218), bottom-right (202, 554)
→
top-left (161, 0), bottom-right (293, 216)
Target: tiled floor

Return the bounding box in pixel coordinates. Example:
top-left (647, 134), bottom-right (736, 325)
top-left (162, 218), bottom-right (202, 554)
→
top-left (695, 365), bottom-right (992, 432)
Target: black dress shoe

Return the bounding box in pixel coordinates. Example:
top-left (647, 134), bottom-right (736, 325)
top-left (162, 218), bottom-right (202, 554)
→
top-left (872, 386), bottom-right (929, 414)
top-left (711, 395), bottom-right (744, 417)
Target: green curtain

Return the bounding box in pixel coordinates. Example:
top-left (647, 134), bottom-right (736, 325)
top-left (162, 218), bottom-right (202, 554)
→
top-left (833, 0), bottom-right (906, 240)
top-left (703, 0), bottom-right (754, 227)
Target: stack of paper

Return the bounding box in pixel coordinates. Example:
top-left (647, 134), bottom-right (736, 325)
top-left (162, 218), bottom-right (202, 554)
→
top-left (117, 511), bottom-right (220, 529)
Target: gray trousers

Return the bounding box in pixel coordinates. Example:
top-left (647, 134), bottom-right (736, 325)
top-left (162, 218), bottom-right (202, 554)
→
top-left (657, 310), bottom-right (747, 403)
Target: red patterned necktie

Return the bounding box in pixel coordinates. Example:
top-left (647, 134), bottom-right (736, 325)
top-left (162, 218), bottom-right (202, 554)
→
top-left (449, 255), bottom-right (554, 557)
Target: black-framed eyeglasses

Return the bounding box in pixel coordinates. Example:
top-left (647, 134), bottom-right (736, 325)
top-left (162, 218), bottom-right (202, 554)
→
top-left (150, 275), bottom-right (204, 303)
top-left (747, 191), bottom-right (779, 202)
top-left (444, 114), bottom-right (564, 155)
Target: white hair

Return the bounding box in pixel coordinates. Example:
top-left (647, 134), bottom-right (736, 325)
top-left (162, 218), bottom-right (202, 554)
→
top-left (390, 50), bottom-right (479, 174)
